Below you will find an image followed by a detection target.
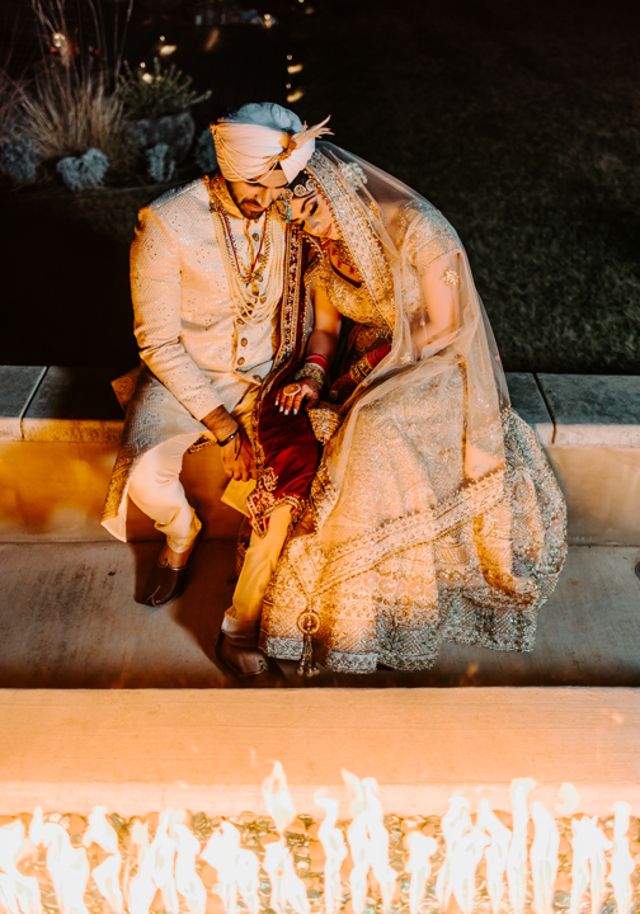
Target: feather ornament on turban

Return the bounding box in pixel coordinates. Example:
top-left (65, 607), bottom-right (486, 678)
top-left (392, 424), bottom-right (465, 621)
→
top-left (211, 102), bottom-right (332, 184)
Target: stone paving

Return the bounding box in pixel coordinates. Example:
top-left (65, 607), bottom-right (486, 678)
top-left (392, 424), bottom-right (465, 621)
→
top-left (0, 540), bottom-right (638, 689)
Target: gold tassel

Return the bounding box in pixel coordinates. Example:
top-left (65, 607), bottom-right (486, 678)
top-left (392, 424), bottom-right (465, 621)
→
top-left (296, 610), bottom-right (320, 678)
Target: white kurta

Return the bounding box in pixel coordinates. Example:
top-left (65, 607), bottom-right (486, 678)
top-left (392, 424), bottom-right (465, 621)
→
top-left (102, 175), bottom-right (288, 541)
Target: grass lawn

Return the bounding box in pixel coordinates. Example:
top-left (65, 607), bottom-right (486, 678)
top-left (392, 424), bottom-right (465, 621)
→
top-left (1, 0), bottom-right (637, 373)
top-left (296, 0), bottom-right (639, 373)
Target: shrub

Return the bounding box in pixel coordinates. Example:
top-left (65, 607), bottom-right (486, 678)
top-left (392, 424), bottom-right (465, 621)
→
top-left (0, 137), bottom-right (39, 184)
top-left (21, 71), bottom-right (131, 172)
top-left (146, 143), bottom-right (175, 183)
top-left (117, 58), bottom-right (212, 119)
top-left (0, 70), bottom-right (28, 142)
top-left (16, 0), bottom-right (133, 173)
top-left (57, 148), bottom-right (109, 190)
top-left (194, 128), bottom-right (217, 173)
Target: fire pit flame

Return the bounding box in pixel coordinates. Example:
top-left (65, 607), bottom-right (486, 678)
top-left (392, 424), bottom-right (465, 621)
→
top-left (315, 794), bottom-right (347, 914)
top-left (0, 763), bottom-right (637, 914)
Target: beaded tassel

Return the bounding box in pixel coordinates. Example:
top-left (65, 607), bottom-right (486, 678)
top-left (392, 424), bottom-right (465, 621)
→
top-left (296, 610), bottom-right (320, 678)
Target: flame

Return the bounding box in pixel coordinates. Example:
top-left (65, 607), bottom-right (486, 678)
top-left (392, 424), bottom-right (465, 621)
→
top-left (556, 782), bottom-right (581, 817)
top-left (262, 840), bottom-right (310, 914)
top-left (569, 815), bottom-right (611, 914)
top-left (530, 800), bottom-right (559, 914)
top-left (259, 762), bottom-right (310, 913)
top-left (29, 808), bottom-right (91, 914)
top-left (127, 811), bottom-right (183, 914)
top-left (610, 802), bottom-right (635, 914)
top-left (0, 767), bottom-right (636, 914)
top-left (262, 761), bottom-right (296, 836)
top-left (0, 819), bottom-right (42, 914)
top-left (171, 822), bottom-right (206, 914)
top-left (506, 778), bottom-right (536, 914)
top-left (435, 795), bottom-right (472, 909)
top-left (343, 770), bottom-right (397, 913)
top-left (202, 821), bottom-right (259, 914)
top-left (477, 799), bottom-right (510, 914)
top-left (315, 794), bottom-right (347, 914)
top-left (405, 831), bottom-right (437, 914)
top-left (83, 807), bottom-right (124, 914)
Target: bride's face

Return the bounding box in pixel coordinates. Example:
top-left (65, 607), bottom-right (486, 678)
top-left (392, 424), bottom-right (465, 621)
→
top-left (285, 188), bottom-right (341, 241)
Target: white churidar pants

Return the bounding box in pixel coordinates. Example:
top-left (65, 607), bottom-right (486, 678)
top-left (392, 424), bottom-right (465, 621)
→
top-left (128, 387), bottom-right (258, 553)
top-left (127, 387), bottom-right (291, 620)
top-left (128, 431), bottom-right (205, 553)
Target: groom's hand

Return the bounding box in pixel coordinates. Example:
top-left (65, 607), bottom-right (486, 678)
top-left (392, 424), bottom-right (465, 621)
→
top-left (221, 431), bottom-right (256, 481)
top-left (201, 405), bottom-right (256, 481)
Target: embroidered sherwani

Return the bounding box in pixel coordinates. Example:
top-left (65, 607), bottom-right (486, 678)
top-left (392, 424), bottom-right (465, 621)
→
top-left (102, 175), bottom-right (288, 541)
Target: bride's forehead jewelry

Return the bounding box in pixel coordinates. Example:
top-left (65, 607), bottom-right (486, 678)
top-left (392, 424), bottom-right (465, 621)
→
top-left (280, 173), bottom-right (318, 202)
top-left (276, 172), bottom-right (318, 222)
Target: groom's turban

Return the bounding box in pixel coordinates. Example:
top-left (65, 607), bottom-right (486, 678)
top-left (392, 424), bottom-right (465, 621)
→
top-left (211, 102), bottom-right (331, 184)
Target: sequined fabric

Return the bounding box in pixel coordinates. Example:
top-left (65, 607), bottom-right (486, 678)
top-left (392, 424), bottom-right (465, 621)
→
top-left (261, 407), bottom-right (566, 673)
top-left (260, 145), bottom-right (567, 673)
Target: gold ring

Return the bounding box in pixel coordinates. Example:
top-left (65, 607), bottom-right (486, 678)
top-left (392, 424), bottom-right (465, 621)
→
top-left (283, 383), bottom-right (302, 396)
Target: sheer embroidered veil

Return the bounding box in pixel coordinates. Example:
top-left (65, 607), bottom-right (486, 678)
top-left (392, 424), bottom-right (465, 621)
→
top-left (301, 142), bottom-right (512, 544)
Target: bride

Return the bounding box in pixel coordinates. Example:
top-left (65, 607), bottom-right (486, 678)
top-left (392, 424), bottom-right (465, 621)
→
top-left (254, 143), bottom-right (566, 675)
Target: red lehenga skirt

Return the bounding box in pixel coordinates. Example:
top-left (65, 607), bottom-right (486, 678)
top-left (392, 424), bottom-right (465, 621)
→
top-left (246, 372), bottom-right (322, 537)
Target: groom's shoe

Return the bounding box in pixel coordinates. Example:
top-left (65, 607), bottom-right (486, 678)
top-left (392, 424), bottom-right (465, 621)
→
top-left (140, 541), bottom-right (198, 607)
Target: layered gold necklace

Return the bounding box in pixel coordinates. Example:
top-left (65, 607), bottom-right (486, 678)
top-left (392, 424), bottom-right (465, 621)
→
top-left (206, 175), bottom-right (281, 325)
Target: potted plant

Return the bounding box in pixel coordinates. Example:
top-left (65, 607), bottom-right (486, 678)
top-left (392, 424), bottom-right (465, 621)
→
top-left (117, 58), bottom-right (212, 164)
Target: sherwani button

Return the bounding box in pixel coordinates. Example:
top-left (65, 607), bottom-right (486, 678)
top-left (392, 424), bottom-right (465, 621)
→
top-left (240, 337), bottom-right (248, 346)
top-left (237, 357), bottom-right (246, 366)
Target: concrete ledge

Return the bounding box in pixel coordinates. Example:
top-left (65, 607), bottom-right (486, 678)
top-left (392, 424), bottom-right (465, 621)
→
top-left (20, 366), bottom-right (123, 443)
top-left (3, 367), bottom-right (639, 451)
top-left (1, 366), bottom-right (639, 544)
top-left (539, 373), bottom-right (640, 447)
top-left (0, 688), bottom-right (638, 816)
top-left (0, 367), bottom-right (558, 447)
top-left (0, 365), bottom-right (46, 440)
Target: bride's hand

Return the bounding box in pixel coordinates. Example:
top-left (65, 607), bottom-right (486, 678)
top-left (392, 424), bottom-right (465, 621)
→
top-left (275, 379), bottom-right (320, 416)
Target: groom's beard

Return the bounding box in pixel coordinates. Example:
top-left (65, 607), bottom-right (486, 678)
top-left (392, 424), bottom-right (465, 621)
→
top-left (226, 182), bottom-right (266, 220)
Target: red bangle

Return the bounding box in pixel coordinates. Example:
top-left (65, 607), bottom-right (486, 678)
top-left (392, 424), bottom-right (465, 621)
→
top-left (366, 343), bottom-right (391, 369)
top-left (306, 353), bottom-right (329, 370)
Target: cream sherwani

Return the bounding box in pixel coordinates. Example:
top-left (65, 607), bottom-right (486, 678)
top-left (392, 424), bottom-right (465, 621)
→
top-left (102, 175), bottom-right (287, 544)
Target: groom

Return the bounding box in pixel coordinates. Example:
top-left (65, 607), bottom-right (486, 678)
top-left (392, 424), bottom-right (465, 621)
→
top-left (102, 102), bottom-right (329, 672)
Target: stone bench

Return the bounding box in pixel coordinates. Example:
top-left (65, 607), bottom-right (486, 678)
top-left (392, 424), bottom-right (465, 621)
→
top-left (1, 687), bottom-right (638, 816)
top-left (1, 365), bottom-right (638, 544)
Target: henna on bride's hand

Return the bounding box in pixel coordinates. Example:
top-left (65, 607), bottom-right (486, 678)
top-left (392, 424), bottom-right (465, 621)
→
top-left (275, 379), bottom-right (319, 416)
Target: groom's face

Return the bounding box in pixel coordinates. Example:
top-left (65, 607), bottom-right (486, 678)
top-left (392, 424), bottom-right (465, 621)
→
top-left (227, 169), bottom-right (289, 219)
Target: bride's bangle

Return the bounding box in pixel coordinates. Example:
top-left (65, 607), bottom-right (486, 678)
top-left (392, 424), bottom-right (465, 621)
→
top-left (295, 363), bottom-right (326, 388)
top-left (295, 352), bottom-right (329, 389)
top-left (349, 343), bottom-right (391, 385)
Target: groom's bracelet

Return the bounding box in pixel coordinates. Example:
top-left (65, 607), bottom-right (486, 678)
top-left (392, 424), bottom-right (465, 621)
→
top-left (216, 427), bottom-right (240, 448)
